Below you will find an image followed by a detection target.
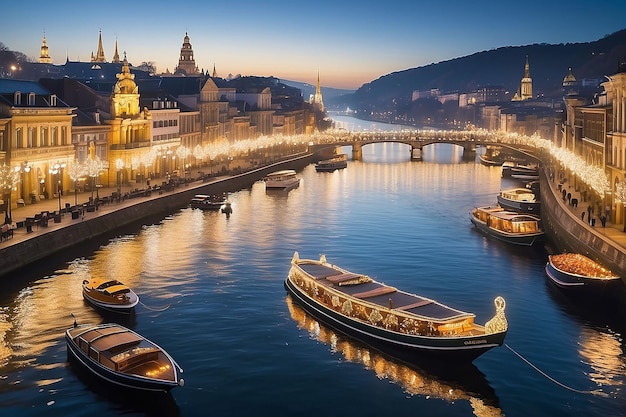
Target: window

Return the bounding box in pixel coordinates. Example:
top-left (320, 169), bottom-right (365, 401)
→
top-left (14, 91), bottom-right (21, 105)
top-left (28, 92), bottom-right (35, 106)
top-left (27, 127), bottom-right (35, 147)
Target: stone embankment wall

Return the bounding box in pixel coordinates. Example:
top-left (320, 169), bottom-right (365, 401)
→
top-left (0, 156), bottom-right (313, 278)
top-left (539, 168), bottom-right (626, 280)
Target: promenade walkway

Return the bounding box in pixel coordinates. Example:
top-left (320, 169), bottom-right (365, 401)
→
top-left (548, 170), bottom-right (626, 251)
top-left (0, 176), bottom-right (216, 249)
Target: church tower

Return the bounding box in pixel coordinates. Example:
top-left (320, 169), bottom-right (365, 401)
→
top-left (512, 56), bottom-right (533, 101)
top-left (91, 30), bottom-right (107, 63)
top-left (174, 32), bottom-right (199, 75)
top-left (112, 38), bottom-right (121, 63)
top-left (38, 33), bottom-right (53, 64)
top-left (312, 70), bottom-right (324, 112)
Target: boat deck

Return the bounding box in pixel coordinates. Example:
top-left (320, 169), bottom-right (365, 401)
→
top-left (298, 262), bottom-right (472, 321)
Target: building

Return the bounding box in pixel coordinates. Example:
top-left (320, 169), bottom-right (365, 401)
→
top-left (0, 79), bottom-right (76, 216)
top-left (174, 33), bottom-right (200, 76)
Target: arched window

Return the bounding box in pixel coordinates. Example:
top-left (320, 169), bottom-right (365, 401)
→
top-left (28, 92), bottom-right (35, 106)
top-left (14, 91), bottom-right (21, 105)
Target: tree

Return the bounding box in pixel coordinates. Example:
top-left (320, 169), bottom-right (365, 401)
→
top-left (136, 61), bottom-right (156, 75)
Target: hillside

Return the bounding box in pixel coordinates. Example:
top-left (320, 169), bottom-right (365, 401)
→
top-left (328, 28), bottom-right (626, 113)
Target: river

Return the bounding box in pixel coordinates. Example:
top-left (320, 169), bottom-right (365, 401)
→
top-left (1, 116), bottom-right (625, 416)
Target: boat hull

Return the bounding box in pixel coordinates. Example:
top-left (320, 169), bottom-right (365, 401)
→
top-left (82, 290), bottom-right (139, 314)
top-left (284, 277), bottom-right (506, 362)
top-left (315, 160), bottom-right (347, 172)
top-left (65, 325), bottom-right (181, 393)
top-left (545, 258), bottom-right (622, 291)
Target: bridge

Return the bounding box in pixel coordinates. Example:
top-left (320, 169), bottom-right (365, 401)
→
top-left (307, 128), bottom-right (537, 160)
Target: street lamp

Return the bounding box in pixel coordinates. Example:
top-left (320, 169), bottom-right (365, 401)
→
top-left (49, 162), bottom-right (65, 212)
top-left (116, 159), bottom-right (124, 202)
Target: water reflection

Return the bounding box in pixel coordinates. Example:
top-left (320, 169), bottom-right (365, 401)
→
top-left (545, 281), bottom-right (626, 394)
top-left (286, 295), bottom-right (503, 417)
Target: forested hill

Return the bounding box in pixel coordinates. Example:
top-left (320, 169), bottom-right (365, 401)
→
top-left (333, 28), bottom-right (626, 112)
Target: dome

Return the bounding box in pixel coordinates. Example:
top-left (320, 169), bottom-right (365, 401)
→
top-left (563, 67), bottom-right (576, 86)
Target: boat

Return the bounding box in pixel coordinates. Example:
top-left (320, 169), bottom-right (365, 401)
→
top-left (470, 206), bottom-right (544, 246)
top-left (66, 322), bottom-right (184, 392)
top-left (497, 187), bottom-right (540, 213)
top-left (545, 253), bottom-right (622, 290)
top-left (263, 170), bottom-right (301, 189)
top-left (501, 162), bottom-right (538, 179)
top-left (82, 277), bottom-right (139, 314)
top-left (189, 193), bottom-right (228, 210)
top-left (315, 154), bottom-right (348, 172)
top-left (284, 252), bottom-right (508, 362)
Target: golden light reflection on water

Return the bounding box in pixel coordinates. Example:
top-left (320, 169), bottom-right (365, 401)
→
top-left (578, 327), bottom-right (625, 389)
top-left (285, 296), bottom-right (503, 417)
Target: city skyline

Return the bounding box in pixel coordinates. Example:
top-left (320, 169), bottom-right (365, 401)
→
top-left (2, 0), bottom-right (626, 90)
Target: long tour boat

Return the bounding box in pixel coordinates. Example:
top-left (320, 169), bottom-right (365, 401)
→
top-left (470, 206), bottom-right (544, 246)
top-left (315, 154), bottom-right (348, 172)
top-left (497, 187), bottom-right (540, 214)
top-left (66, 322), bottom-right (184, 392)
top-left (263, 170), bottom-right (301, 190)
top-left (189, 193), bottom-right (229, 210)
top-left (545, 253), bottom-right (622, 291)
top-left (284, 252), bottom-right (508, 362)
top-left (82, 277), bottom-right (139, 314)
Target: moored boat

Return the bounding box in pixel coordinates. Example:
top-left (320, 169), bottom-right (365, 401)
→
top-left (470, 206), bottom-right (544, 246)
top-left (497, 187), bottom-right (540, 213)
top-left (545, 253), bottom-right (622, 290)
top-left (82, 277), bottom-right (139, 314)
top-left (315, 154), bottom-right (348, 172)
top-left (66, 322), bottom-right (184, 392)
top-left (502, 162), bottom-right (538, 179)
top-left (284, 252), bottom-right (508, 362)
top-left (190, 193), bottom-right (229, 210)
top-left (263, 170), bottom-right (301, 189)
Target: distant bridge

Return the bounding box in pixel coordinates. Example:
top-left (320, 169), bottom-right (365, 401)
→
top-left (307, 129), bottom-right (537, 160)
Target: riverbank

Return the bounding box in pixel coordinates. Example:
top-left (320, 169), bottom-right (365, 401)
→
top-left (0, 155), bottom-right (314, 279)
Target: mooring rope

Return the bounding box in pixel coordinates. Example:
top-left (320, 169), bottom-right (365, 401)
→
top-left (505, 343), bottom-right (608, 397)
top-left (139, 300), bottom-right (171, 312)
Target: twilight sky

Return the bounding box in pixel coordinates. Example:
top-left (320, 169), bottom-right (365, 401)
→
top-left (2, 0), bottom-right (625, 90)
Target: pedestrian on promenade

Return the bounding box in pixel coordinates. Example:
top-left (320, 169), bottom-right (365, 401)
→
top-left (600, 214), bottom-right (607, 227)
top-left (581, 211), bottom-right (585, 222)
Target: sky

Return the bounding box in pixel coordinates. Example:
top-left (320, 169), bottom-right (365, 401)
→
top-left (2, 1), bottom-right (626, 90)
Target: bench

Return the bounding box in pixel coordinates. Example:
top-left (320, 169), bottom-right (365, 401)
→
top-left (353, 286), bottom-right (397, 299)
top-left (16, 199), bottom-right (25, 207)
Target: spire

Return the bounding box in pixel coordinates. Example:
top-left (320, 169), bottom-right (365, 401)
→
top-left (112, 37), bottom-right (120, 63)
top-left (175, 32), bottom-right (199, 76)
top-left (212, 63), bottom-right (217, 78)
top-left (92, 29), bottom-right (106, 63)
top-left (313, 69), bottom-right (324, 112)
top-left (524, 55), bottom-right (531, 78)
top-left (38, 32), bottom-right (53, 64)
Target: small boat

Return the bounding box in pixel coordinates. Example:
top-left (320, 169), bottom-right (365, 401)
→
top-left (82, 277), bottom-right (139, 314)
top-left (190, 193), bottom-right (228, 210)
top-left (470, 206), bottom-right (544, 246)
top-left (497, 187), bottom-right (540, 213)
top-left (66, 322), bottom-right (184, 392)
top-left (284, 252), bottom-right (508, 362)
top-left (315, 154), bottom-right (348, 172)
top-left (263, 170), bottom-right (301, 189)
top-left (545, 253), bottom-right (622, 290)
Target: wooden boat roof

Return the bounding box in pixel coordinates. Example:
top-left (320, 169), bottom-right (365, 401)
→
top-left (297, 262), bottom-right (473, 321)
top-left (78, 325), bottom-right (142, 352)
